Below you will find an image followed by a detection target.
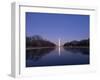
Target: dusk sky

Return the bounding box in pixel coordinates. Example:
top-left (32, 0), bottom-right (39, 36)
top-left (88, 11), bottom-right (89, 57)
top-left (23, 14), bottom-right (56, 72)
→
top-left (26, 12), bottom-right (89, 45)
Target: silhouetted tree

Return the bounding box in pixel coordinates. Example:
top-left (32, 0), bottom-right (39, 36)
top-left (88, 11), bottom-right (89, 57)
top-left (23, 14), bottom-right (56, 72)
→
top-left (63, 39), bottom-right (89, 47)
top-left (26, 35), bottom-right (56, 48)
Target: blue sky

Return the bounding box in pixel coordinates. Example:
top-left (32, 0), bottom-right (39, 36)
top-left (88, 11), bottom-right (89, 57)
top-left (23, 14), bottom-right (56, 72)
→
top-left (26, 12), bottom-right (89, 45)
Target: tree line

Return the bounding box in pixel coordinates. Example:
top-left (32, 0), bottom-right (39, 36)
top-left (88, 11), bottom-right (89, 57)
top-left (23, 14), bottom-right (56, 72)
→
top-left (26, 35), bottom-right (89, 48)
top-left (26, 35), bottom-right (56, 48)
top-left (63, 39), bottom-right (89, 48)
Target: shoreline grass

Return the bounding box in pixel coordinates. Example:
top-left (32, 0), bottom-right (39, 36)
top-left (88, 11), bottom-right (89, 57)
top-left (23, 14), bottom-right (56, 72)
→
top-left (26, 46), bottom-right (89, 50)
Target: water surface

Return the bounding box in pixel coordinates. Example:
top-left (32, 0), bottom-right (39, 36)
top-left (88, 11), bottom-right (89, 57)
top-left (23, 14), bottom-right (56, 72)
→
top-left (26, 47), bottom-right (89, 67)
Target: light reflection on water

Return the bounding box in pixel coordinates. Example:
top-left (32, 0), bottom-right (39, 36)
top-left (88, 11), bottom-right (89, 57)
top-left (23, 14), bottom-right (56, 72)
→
top-left (26, 47), bottom-right (89, 67)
